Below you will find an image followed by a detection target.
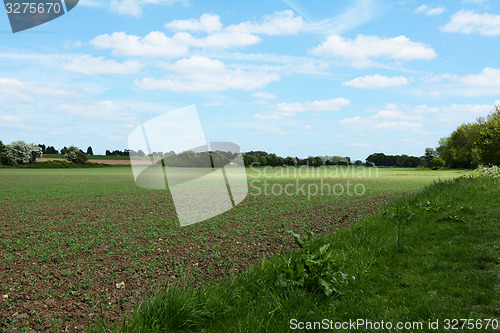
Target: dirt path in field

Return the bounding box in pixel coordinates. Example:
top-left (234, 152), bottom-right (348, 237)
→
top-left (36, 158), bottom-right (154, 165)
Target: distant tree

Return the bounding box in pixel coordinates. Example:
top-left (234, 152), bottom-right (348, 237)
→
top-left (86, 146), bottom-right (94, 155)
top-left (284, 156), bottom-right (297, 166)
top-left (46, 146), bottom-right (58, 154)
top-left (1, 141), bottom-right (42, 166)
top-left (0, 140), bottom-right (6, 165)
top-left (137, 150), bottom-right (145, 157)
top-left (366, 153), bottom-right (421, 167)
top-left (424, 148), bottom-right (436, 167)
top-left (431, 158), bottom-right (446, 168)
top-left (313, 156), bottom-right (324, 167)
top-left (60, 146), bottom-right (68, 155)
top-left (354, 160), bottom-right (363, 166)
top-left (366, 153), bottom-right (388, 166)
top-left (38, 144), bottom-right (46, 154)
top-left (65, 146), bottom-right (88, 164)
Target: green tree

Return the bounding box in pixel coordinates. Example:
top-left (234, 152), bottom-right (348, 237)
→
top-left (437, 123), bottom-right (481, 169)
top-left (478, 105), bottom-right (500, 165)
top-left (424, 148), bottom-right (436, 167)
top-left (65, 146), bottom-right (88, 164)
top-left (431, 158), bottom-right (445, 168)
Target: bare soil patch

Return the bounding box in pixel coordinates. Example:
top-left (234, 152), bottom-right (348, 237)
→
top-left (36, 158), bottom-right (154, 165)
top-left (0, 191), bottom-right (396, 331)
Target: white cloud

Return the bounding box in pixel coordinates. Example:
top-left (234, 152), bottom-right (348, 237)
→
top-left (252, 92), bottom-right (277, 100)
top-left (90, 31), bottom-right (189, 58)
top-left (252, 125), bottom-right (288, 136)
top-left (63, 55), bottom-right (144, 75)
top-left (304, 125), bottom-right (314, 130)
top-left (311, 34), bottom-right (436, 62)
top-left (345, 142), bottom-right (368, 147)
top-left (109, 0), bottom-right (188, 17)
top-left (276, 98), bottom-right (350, 112)
top-left (340, 102), bottom-right (496, 133)
top-left (54, 100), bottom-right (138, 122)
top-left (459, 67), bottom-right (500, 89)
top-left (343, 74), bottom-right (409, 89)
top-left (226, 10), bottom-right (304, 35)
top-left (186, 32), bottom-right (261, 49)
top-left (0, 78), bottom-right (71, 102)
top-left (427, 7), bottom-right (445, 16)
top-left (78, 0), bottom-right (105, 7)
top-left (110, 0), bottom-right (142, 16)
top-left (441, 10), bottom-right (500, 36)
top-left (164, 10), bottom-right (302, 37)
top-left (0, 111), bottom-right (21, 126)
top-left (340, 116), bottom-right (423, 132)
top-left (165, 13), bottom-right (222, 33)
top-left (135, 56), bottom-right (279, 92)
top-left (304, 0), bottom-right (378, 35)
top-left (339, 103), bottom-right (425, 132)
top-left (415, 5), bottom-right (445, 16)
top-left (203, 102), bottom-right (223, 107)
top-left (63, 40), bottom-right (83, 49)
top-left (421, 103), bottom-right (495, 124)
top-left (255, 98), bottom-right (349, 119)
top-left (428, 68), bottom-right (500, 96)
top-left (90, 31), bottom-right (260, 58)
top-left (414, 4), bottom-right (428, 13)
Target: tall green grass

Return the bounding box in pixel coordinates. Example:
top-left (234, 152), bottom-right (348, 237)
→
top-left (107, 176), bottom-right (499, 332)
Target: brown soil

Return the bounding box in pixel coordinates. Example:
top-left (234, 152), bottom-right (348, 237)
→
top-left (0, 192), bottom-right (395, 332)
top-left (36, 158), bottom-right (153, 165)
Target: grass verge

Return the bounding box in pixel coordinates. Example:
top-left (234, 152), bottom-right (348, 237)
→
top-left (104, 175), bottom-right (499, 333)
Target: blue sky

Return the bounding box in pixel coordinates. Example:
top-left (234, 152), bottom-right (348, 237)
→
top-left (1, 0), bottom-right (499, 160)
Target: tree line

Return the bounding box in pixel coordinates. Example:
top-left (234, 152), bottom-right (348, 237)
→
top-left (2, 106), bottom-right (497, 168)
top-left (436, 105), bottom-right (500, 168)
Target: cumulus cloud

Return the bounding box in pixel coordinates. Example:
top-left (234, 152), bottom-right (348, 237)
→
top-left (311, 34), bottom-right (436, 63)
top-left (90, 31), bottom-right (190, 58)
top-left (54, 100), bottom-right (138, 122)
top-left (343, 74), bottom-right (409, 89)
top-left (63, 55), bottom-right (143, 75)
top-left (427, 7), bottom-right (445, 16)
top-left (90, 31), bottom-right (260, 58)
top-left (226, 10), bottom-right (303, 35)
top-left (252, 92), bottom-right (277, 100)
top-left (255, 98), bottom-right (349, 119)
top-left (135, 56), bottom-right (279, 92)
top-left (165, 13), bottom-right (223, 33)
top-left (427, 67), bottom-right (500, 96)
top-left (340, 102), bottom-right (496, 133)
top-left (0, 78), bottom-right (71, 102)
top-left (441, 10), bottom-right (500, 36)
top-left (414, 4), bottom-right (445, 16)
top-left (109, 0), bottom-right (188, 17)
top-left (166, 11), bottom-right (303, 36)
